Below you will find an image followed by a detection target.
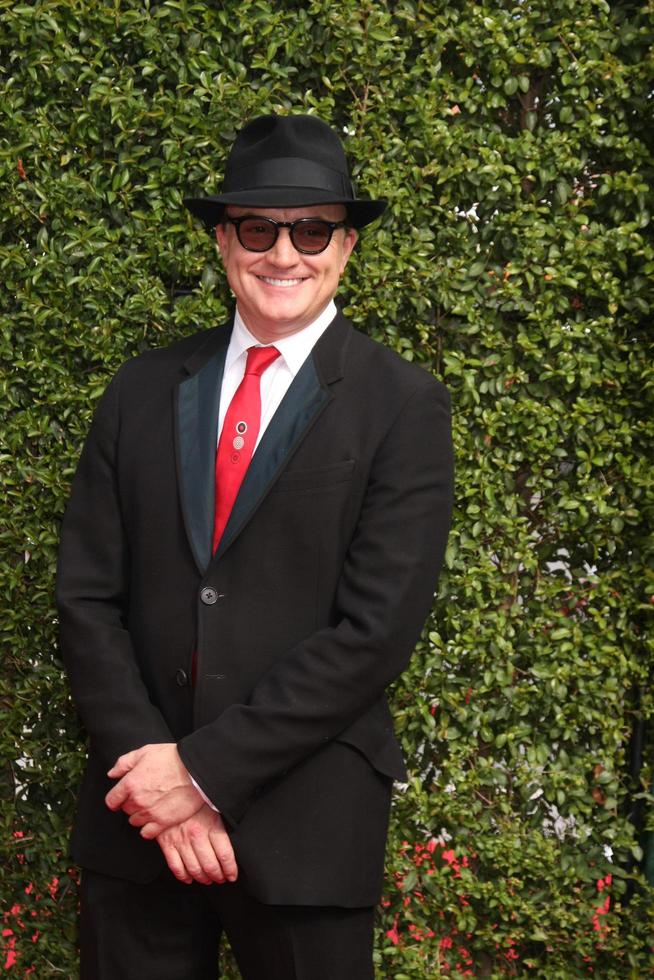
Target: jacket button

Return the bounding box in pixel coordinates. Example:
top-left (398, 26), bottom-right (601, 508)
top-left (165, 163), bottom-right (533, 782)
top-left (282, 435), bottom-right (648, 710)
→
top-left (175, 668), bottom-right (189, 687)
top-left (200, 587), bottom-right (218, 605)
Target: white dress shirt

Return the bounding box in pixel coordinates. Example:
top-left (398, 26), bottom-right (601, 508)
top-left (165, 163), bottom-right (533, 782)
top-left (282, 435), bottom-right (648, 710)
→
top-left (217, 299), bottom-right (337, 448)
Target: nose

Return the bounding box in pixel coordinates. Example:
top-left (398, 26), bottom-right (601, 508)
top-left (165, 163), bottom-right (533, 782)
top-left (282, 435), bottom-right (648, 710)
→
top-left (267, 226), bottom-right (298, 267)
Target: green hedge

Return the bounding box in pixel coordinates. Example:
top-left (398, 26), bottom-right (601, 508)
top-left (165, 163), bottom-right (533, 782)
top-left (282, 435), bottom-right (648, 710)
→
top-left (2, 1), bottom-right (653, 976)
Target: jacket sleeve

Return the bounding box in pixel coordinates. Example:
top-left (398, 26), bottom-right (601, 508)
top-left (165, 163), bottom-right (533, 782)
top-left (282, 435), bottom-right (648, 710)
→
top-left (56, 369), bottom-right (173, 766)
top-left (178, 377), bottom-right (454, 825)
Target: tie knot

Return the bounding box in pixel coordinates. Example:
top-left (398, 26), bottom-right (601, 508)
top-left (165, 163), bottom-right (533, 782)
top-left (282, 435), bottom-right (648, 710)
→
top-left (245, 345), bottom-right (280, 377)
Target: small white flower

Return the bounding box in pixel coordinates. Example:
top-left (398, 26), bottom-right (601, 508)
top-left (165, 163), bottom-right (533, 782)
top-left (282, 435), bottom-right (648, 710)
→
top-left (542, 803), bottom-right (578, 842)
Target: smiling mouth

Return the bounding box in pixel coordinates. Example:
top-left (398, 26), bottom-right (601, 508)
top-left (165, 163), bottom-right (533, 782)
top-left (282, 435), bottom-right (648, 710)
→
top-left (257, 276), bottom-right (306, 287)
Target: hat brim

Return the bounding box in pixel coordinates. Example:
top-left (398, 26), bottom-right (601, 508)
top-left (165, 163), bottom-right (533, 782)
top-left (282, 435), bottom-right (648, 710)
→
top-left (184, 189), bottom-right (387, 230)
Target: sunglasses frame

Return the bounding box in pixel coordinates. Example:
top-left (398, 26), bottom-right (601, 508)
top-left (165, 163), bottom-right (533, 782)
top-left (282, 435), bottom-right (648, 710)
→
top-left (224, 215), bottom-right (347, 255)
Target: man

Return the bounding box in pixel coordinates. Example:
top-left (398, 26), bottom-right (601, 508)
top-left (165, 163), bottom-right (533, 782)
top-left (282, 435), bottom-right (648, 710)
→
top-left (57, 114), bottom-right (453, 980)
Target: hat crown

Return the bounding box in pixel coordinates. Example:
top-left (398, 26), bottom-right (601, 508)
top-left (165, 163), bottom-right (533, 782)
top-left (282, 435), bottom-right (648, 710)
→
top-left (183, 112), bottom-right (387, 230)
top-left (225, 114), bottom-right (349, 186)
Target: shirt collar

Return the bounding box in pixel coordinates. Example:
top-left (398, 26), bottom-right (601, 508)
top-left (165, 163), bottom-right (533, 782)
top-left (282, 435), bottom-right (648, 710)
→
top-left (228, 301), bottom-right (337, 377)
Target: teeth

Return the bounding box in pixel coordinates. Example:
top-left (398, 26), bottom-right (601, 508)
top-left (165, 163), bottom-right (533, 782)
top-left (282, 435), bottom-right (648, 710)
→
top-left (259, 277), bottom-right (304, 287)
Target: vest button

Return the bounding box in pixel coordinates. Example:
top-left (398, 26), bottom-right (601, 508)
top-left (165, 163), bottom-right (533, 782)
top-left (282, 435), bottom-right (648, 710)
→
top-left (175, 668), bottom-right (189, 687)
top-left (200, 587), bottom-right (218, 605)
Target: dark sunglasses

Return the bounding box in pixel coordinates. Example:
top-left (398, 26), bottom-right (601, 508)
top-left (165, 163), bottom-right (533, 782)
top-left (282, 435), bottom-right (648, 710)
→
top-left (224, 215), bottom-right (347, 255)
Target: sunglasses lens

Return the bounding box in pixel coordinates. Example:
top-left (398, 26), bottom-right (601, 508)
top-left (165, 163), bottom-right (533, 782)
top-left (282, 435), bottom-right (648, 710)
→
top-left (292, 220), bottom-right (332, 253)
top-left (238, 218), bottom-right (277, 251)
top-left (233, 217), bottom-right (335, 253)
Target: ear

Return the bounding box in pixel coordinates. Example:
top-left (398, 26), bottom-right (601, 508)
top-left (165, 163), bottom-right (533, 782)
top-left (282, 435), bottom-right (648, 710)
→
top-left (215, 222), bottom-right (228, 258)
top-left (339, 227), bottom-right (358, 272)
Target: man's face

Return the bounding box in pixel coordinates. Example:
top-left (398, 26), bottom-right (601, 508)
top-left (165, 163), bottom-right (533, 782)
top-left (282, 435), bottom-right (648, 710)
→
top-left (215, 205), bottom-right (358, 343)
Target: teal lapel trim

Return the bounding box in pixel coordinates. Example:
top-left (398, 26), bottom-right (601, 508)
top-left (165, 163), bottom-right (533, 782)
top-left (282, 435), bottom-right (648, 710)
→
top-left (176, 342), bottom-right (228, 573)
top-left (213, 353), bottom-right (330, 561)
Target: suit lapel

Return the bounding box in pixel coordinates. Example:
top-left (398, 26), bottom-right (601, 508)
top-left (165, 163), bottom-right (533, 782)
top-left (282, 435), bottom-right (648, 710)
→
top-left (214, 312), bottom-right (351, 561)
top-left (175, 326), bottom-right (230, 573)
top-left (175, 311), bottom-right (352, 572)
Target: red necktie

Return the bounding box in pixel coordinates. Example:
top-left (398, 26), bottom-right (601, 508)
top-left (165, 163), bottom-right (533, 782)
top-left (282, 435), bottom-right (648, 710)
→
top-left (212, 345), bottom-right (280, 553)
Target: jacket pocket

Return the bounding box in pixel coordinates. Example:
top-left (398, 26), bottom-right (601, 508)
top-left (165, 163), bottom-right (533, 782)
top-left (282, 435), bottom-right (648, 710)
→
top-left (335, 698), bottom-right (408, 781)
top-left (271, 459), bottom-right (355, 493)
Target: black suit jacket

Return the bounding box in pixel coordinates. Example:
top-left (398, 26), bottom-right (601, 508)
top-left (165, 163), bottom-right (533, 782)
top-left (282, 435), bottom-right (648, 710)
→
top-left (56, 310), bottom-right (453, 907)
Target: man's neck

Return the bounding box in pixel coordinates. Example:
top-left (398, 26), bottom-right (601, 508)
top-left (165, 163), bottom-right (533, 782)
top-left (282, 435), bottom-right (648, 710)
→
top-left (235, 300), bottom-right (337, 346)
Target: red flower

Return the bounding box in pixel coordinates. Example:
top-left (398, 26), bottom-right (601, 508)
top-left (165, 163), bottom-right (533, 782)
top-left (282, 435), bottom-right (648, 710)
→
top-left (386, 916), bottom-right (400, 946)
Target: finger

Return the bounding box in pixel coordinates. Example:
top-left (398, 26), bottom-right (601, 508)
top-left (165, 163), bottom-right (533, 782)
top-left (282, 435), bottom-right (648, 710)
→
top-left (141, 787), bottom-right (203, 824)
top-left (159, 833), bottom-right (209, 885)
top-left (159, 839), bottom-right (193, 886)
top-left (177, 812), bottom-right (229, 885)
top-left (190, 868), bottom-right (214, 886)
top-left (133, 813), bottom-right (197, 838)
top-left (105, 778), bottom-right (152, 814)
top-left (104, 779), bottom-right (130, 811)
top-left (128, 808), bottom-right (151, 828)
top-left (175, 837), bottom-right (214, 886)
top-left (187, 830), bottom-right (227, 886)
top-left (107, 749), bottom-right (140, 779)
top-left (158, 817), bottom-right (214, 886)
top-left (127, 798), bottom-right (169, 828)
top-left (139, 820), bottom-right (167, 839)
top-left (137, 815), bottom-right (204, 841)
top-left (129, 787), bottom-right (203, 832)
top-left (208, 829), bottom-right (238, 883)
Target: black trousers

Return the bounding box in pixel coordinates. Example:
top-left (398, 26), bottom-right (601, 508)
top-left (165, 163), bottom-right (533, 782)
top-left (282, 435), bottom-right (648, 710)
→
top-left (80, 868), bottom-right (375, 980)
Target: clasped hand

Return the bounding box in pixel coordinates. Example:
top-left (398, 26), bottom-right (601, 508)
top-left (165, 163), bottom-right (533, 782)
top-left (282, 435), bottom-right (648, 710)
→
top-left (105, 742), bottom-right (237, 885)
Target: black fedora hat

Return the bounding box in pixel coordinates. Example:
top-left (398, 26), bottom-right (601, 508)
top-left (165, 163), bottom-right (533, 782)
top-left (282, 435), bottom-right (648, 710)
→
top-left (183, 114), bottom-right (387, 230)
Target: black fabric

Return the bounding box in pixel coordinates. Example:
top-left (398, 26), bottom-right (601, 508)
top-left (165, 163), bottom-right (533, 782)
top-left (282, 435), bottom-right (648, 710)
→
top-left (182, 114), bottom-right (387, 229)
top-left (211, 879), bottom-right (375, 980)
top-left (230, 158), bottom-right (353, 197)
top-left (80, 869), bottom-right (220, 980)
top-left (80, 869), bottom-right (374, 980)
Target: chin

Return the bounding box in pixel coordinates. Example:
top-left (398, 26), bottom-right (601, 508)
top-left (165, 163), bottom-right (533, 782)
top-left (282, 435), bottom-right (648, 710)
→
top-left (262, 304), bottom-right (306, 324)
